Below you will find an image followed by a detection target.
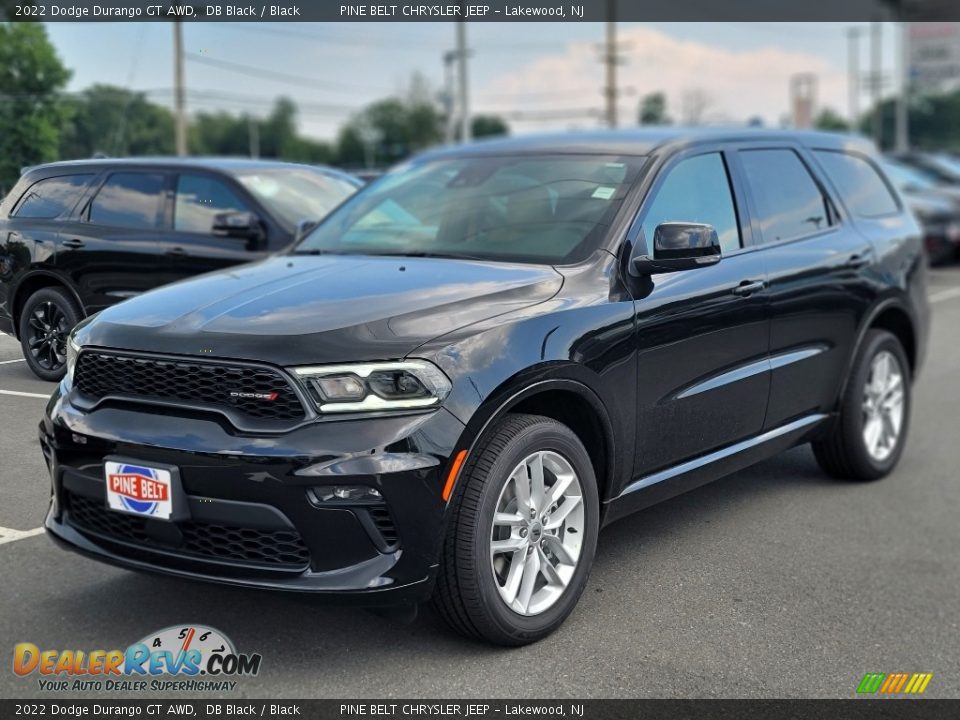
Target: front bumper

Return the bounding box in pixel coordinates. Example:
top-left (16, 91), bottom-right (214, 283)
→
top-left (40, 386), bottom-right (466, 604)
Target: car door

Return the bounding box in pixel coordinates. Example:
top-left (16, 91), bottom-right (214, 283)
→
top-left (167, 172), bottom-right (271, 279)
top-left (628, 148), bottom-right (771, 477)
top-left (57, 170), bottom-right (181, 312)
top-left (731, 145), bottom-right (877, 430)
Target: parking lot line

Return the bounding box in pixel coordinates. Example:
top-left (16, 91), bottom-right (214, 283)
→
top-left (0, 389), bottom-right (49, 399)
top-left (0, 359), bottom-right (24, 364)
top-left (930, 286), bottom-right (960, 305)
top-left (0, 526), bottom-right (45, 546)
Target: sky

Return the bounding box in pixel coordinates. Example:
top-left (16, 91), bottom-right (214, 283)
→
top-left (43, 22), bottom-right (901, 142)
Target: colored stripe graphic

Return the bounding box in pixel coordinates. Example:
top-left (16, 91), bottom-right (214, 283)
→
top-left (858, 672), bottom-right (932, 695)
top-left (857, 673), bottom-right (886, 693)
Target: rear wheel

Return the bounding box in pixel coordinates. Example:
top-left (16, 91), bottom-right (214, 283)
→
top-left (18, 287), bottom-right (82, 382)
top-left (812, 330), bottom-right (910, 481)
top-left (432, 413), bottom-right (599, 646)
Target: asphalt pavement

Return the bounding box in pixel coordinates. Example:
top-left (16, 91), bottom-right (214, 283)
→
top-left (2, 268), bottom-right (960, 699)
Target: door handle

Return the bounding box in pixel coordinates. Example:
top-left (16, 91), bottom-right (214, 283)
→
top-left (61, 239), bottom-right (84, 249)
top-left (165, 247), bottom-right (188, 257)
top-left (845, 252), bottom-right (872, 269)
top-left (732, 279), bottom-right (766, 297)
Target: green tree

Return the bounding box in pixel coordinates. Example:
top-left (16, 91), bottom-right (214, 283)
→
top-left (814, 108), bottom-right (849, 132)
top-left (59, 85), bottom-right (175, 159)
top-left (638, 92), bottom-right (671, 125)
top-left (472, 115), bottom-right (509, 138)
top-left (0, 23), bottom-right (71, 192)
top-left (336, 77), bottom-right (444, 168)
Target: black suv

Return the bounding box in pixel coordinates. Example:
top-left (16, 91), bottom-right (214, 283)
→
top-left (0, 158), bottom-right (360, 379)
top-left (41, 130), bottom-right (929, 646)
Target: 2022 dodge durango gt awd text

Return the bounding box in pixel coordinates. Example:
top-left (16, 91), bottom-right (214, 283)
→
top-left (41, 130), bottom-right (929, 646)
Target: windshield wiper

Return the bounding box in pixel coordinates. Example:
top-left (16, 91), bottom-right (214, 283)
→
top-left (361, 250), bottom-right (489, 261)
top-left (289, 248), bottom-right (325, 255)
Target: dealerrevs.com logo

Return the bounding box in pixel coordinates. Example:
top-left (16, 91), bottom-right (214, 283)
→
top-left (13, 625), bottom-right (262, 693)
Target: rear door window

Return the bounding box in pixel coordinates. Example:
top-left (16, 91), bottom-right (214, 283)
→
top-left (739, 149), bottom-right (831, 244)
top-left (87, 172), bottom-right (166, 230)
top-left (13, 175), bottom-right (93, 219)
top-left (814, 150), bottom-right (900, 218)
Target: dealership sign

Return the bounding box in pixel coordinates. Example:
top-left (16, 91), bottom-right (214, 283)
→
top-left (909, 23), bottom-right (960, 93)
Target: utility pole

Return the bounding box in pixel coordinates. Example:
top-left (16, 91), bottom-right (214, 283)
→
top-left (173, 21), bottom-right (187, 157)
top-left (248, 117), bottom-right (260, 159)
top-left (870, 21), bottom-right (883, 146)
top-left (895, 22), bottom-right (909, 152)
top-left (443, 50), bottom-right (457, 144)
top-left (604, 0), bottom-right (617, 129)
top-left (846, 27), bottom-right (863, 128)
top-left (456, 21), bottom-right (470, 143)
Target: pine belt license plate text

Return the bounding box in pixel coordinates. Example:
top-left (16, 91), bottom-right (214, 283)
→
top-left (105, 460), bottom-right (175, 520)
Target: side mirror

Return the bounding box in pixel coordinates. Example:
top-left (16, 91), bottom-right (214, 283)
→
top-left (631, 222), bottom-right (722, 275)
top-left (294, 218), bottom-right (319, 243)
top-left (212, 211), bottom-right (264, 242)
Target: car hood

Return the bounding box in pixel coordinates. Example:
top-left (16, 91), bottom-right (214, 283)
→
top-left (80, 254), bottom-right (563, 365)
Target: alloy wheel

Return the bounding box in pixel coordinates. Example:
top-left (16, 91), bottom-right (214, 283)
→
top-left (26, 301), bottom-right (69, 372)
top-left (861, 350), bottom-right (905, 462)
top-left (489, 450), bottom-right (585, 616)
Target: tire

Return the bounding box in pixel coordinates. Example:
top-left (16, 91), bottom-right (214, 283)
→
top-left (18, 287), bottom-right (82, 382)
top-left (432, 413), bottom-right (599, 646)
top-left (812, 330), bottom-right (911, 481)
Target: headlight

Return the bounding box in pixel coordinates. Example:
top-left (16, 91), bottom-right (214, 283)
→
top-left (65, 334), bottom-right (82, 384)
top-left (292, 360), bottom-right (451, 413)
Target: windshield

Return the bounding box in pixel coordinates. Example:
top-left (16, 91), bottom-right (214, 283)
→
top-left (294, 154), bottom-right (645, 264)
top-left (882, 160), bottom-right (937, 191)
top-left (235, 167), bottom-right (359, 228)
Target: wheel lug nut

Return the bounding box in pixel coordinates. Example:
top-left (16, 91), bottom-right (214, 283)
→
top-left (519, 528), bottom-right (528, 538)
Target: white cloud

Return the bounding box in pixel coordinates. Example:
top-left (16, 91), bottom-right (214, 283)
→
top-left (475, 25), bottom-right (847, 131)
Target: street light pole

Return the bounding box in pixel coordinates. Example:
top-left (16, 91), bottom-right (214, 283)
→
top-left (895, 22), bottom-right (910, 153)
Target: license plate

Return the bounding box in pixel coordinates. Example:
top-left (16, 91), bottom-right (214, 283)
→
top-left (105, 460), bottom-right (176, 521)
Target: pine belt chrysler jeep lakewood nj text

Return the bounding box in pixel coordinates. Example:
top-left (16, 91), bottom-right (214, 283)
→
top-left (41, 130), bottom-right (930, 645)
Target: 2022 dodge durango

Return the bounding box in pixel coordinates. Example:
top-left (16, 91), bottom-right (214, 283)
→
top-left (41, 130), bottom-right (930, 645)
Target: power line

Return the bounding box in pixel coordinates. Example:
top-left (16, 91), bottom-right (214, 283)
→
top-left (184, 52), bottom-right (390, 93)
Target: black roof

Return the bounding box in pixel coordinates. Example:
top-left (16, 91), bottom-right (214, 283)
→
top-left (420, 128), bottom-right (877, 161)
top-left (22, 157), bottom-right (360, 183)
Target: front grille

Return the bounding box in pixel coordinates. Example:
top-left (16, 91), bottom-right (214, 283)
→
top-left (74, 351), bottom-right (305, 423)
top-left (66, 492), bottom-right (311, 568)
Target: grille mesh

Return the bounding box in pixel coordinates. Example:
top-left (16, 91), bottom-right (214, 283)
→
top-left (67, 492), bottom-right (311, 568)
top-left (74, 351), bottom-right (305, 422)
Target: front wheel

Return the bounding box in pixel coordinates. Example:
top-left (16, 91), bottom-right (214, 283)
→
top-left (813, 330), bottom-right (911, 481)
top-left (432, 413), bottom-right (599, 646)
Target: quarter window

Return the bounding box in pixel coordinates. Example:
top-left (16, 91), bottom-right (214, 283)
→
top-left (13, 175), bottom-right (93, 219)
top-left (739, 149), bottom-right (830, 244)
top-left (174, 174), bottom-right (252, 233)
top-left (641, 153), bottom-right (741, 254)
top-left (87, 173), bottom-right (166, 230)
top-left (814, 150), bottom-right (899, 218)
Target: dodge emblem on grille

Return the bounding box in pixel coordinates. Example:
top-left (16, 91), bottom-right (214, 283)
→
top-left (229, 391), bottom-right (279, 401)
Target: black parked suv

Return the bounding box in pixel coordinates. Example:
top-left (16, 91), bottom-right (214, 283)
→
top-left (0, 158), bottom-right (360, 380)
top-left (41, 130), bottom-right (929, 645)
